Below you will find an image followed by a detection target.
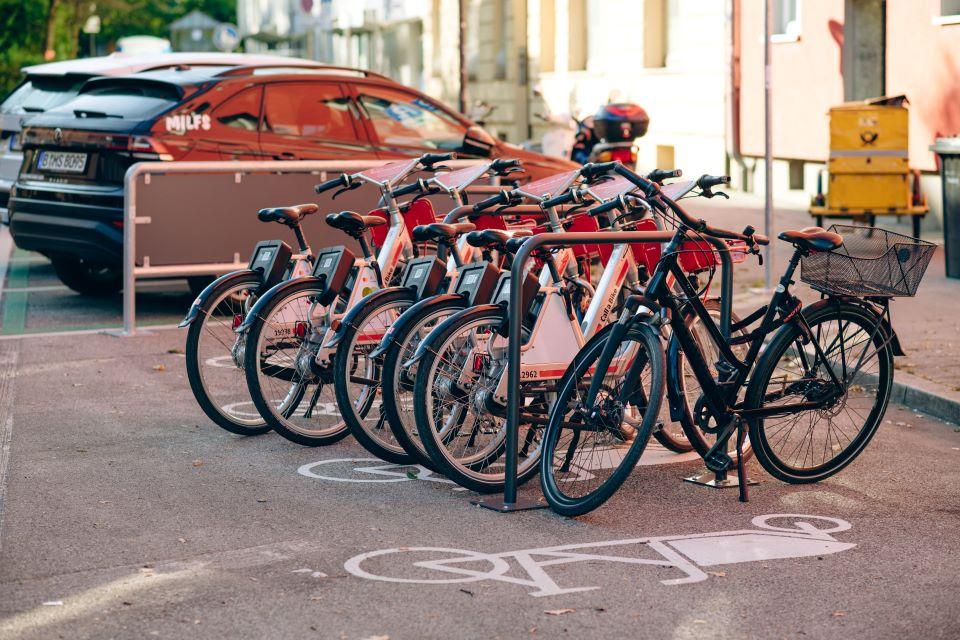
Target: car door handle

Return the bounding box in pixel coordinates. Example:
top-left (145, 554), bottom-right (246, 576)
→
top-left (275, 152), bottom-right (297, 160)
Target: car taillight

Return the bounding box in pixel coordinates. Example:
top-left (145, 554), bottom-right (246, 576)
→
top-left (128, 136), bottom-right (173, 161)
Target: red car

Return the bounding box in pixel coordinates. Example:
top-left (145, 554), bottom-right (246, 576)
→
top-left (11, 62), bottom-right (575, 294)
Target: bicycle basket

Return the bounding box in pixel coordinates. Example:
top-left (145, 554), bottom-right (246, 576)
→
top-left (800, 225), bottom-right (934, 297)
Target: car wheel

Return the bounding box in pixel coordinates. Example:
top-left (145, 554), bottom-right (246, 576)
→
top-left (50, 256), bottom-right (122, 297)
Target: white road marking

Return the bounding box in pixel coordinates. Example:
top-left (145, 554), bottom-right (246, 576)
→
top-left (344, 514), bottom-right (855, 597)
top-left (298, 458), bottom-right (453, 484)
top-left (0, 345), bottom-right (17, 550)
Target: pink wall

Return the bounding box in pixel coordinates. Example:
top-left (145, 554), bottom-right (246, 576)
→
top-left (886, 1), bottom-right (960, 171)
top-left (739, 0), bottom-right (960, 170)
top-left (739, 0), bottom-right (845, 161)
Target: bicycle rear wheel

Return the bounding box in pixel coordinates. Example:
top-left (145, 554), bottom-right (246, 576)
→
top-left (744, 300), bottom-right (893, 483)
top-left (540, 321), bottom-right (664, 517)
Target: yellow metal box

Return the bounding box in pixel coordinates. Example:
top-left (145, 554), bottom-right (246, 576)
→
top-left (828, 96), bottom-right (909, 175)
top-left (827, 172), bottom-right (910, 211)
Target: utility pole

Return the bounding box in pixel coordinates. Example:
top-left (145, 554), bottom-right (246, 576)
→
top-left (763, 0), bottom-right (774, 290)
top-left (458, 0), bottom-right (468, 114)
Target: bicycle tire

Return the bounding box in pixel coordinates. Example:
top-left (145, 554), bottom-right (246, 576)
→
top-left (333, 289), bottom-right (416, 465)
top-left (744, 300), bottom-right (893, 483)
top-left (244, 279), bottom-right (349, 447)
top-left (185, 273), bottom-right (269, 436)
top-left (540, 320), bottom-right (664, 516)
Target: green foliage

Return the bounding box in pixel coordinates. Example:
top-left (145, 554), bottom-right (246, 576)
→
top-left (0, 0), bottom-right (239, 97)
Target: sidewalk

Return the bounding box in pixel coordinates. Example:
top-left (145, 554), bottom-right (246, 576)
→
top-left (694, 194), bottom-right (960, 424)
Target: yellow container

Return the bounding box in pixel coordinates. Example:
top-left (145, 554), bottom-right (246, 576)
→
top-left (827, 173), bottom-right (910, 211)
top-left (828, 96), bottom-right (909, 175)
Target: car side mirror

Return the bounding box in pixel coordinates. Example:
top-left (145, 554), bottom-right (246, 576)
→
top-left (459, 125), bottom-right (495, 158)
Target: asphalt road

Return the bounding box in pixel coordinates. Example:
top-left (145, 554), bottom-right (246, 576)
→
top-left (0, 327), bottom-right (958, 640)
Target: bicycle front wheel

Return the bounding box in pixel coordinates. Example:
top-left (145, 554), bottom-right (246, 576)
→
top-left (540, 321), bottom-right (664, 517)
top-left (244, 280), bottom-right (349, 446)
top-left (744, 300), bottom-right (893, 484)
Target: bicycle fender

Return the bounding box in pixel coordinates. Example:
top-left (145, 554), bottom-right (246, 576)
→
top-left (802, 297), bottom-right (905, 357)
top-left (179, 269), bottom-right (260, 328)
top-left (322, 286), bottom-right (417, 350)
top-left (404, 303), bottom-right (501, 368)
top-left (369, 293), bottom-right (467, 359)
top-left (235, 275), bottom-right (324, 333)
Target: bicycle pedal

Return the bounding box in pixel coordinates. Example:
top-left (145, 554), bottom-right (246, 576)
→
top-left (704, 449), bottom-right (733, 473)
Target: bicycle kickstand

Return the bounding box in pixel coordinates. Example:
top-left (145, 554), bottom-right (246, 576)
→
top-left (736, 418), bottom-right (748, 503)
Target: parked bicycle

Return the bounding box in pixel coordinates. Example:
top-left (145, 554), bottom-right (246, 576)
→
top-left (539, 162), bottom-right (933, 516)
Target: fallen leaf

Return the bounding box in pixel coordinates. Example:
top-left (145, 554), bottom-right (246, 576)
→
top-left (309, 596), bottom-right (323, 602)
top-left (152, 364), bottom-right (166, 372)
top-left (707, 571), bottom-right (726, 578)
top-left (192, 459), bottom-right (204, 468)
top-left (544, 609), bottom-right (575, 616)
top-left (177, 537), bottom-right (187, 544)
top-left (257, 498), bottom-right (268, 503)
top-left (405, 470), bottom-right (419, 479)
top-left (832, 611), bottom-right (846, 617)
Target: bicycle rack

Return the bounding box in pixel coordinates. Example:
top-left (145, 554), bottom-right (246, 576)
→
top-left (472, 229), bottom-right (740, 512)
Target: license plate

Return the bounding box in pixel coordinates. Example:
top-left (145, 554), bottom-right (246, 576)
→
top-left (38, 151), bottom-right (87, 174)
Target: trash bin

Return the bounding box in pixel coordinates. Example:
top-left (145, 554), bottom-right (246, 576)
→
top-left (932, 137), bottom-right (960, 279)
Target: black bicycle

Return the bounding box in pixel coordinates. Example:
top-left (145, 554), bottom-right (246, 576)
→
top-left (539, 162), bottom-right (934, 516)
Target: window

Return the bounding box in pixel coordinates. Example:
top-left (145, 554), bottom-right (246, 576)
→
top-left (495, 0), bottom-right (509, 80)
top-left (773, 0), bottom-right (801, 40)
top-left (540, 0), bottom-right (556, 73)
top-left (935, 0), bottom-right (960, 24)
top-left (210, 87), bottom-right (261, 134)
top-left (643, 0), bottom-right (668, 68)
top-left (788, 160), bottom-right (805, 190)
top-left (1, 75), bottom-right (88, 115)
top-left (48, 82), bottom-right (180, 120)
top-left (358, 87), bottom-right (466, 150)
top-left (261, 83), bottom-right (359, 142)
top-left (568, 0), bottom-right (587, 71)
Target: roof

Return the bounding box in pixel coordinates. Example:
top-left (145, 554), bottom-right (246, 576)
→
top-left (169, 9), bottom-right (219, 31)
top-left (21, 52), bottom-right (322, 78)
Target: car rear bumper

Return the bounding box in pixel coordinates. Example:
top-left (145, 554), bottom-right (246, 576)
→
top-left (8, 182), bottom-right (123, 263)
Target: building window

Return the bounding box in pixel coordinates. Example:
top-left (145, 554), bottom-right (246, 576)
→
top-left (568, 0), bottom-right (587, 71)
top-left (540, 0), bottom-right (556, 73)
top-left (466, 0), bottom-right (481, 81)
top-left (934, 0), bottom-right (960, 24)
top-left (643, 0), bottom-right (667, 68)
top-left (788, 160), bottom-right (805, 190)
top-left (772, 0), bottom-right (801, 41)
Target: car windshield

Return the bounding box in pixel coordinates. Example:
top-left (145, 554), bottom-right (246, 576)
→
top-left (45, 82), bottom-right (182, 120)
top-left (0, 75), bottom-right (90, 114)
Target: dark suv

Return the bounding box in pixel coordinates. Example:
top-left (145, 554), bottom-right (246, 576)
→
top-left (11, 63), bottom-right (574, 294)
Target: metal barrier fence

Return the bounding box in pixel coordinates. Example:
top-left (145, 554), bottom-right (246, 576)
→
top-left (475, 231), bottom-right (736, 512)
top-left (121, 159), bottom-right (495, 335)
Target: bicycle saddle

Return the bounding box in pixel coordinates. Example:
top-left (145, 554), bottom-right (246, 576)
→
top-left (325, 211), bottom-right (387, 236)
top-left (466, 228), bottom-right (532, 250)
top-left (257, 203), bottom-right (319, 226)
top-left (778, 227), bottom-right (844, 252)
top-left (411, 222), bottom-right (476, 244)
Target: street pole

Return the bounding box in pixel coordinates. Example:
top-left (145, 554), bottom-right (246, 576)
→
top-left (763, 0), bottom-right (774, 290)
top-left (458, 0), bottom-right (467, 114)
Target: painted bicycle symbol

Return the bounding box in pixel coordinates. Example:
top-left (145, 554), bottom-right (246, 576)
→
top-left (298, 458), bottom-right (453, 484)
top-left (344, 514), bottom-right (854, 597)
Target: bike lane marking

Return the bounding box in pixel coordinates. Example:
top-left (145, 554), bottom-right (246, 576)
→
top-left (343, 514), bottom-right (856, 597)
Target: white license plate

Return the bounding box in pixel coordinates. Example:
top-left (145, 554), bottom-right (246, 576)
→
top-left (38, 151), bottom-right (88, 174)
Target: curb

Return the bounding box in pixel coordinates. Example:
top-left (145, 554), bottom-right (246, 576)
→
top-left (890, 370), bottom-right (960, 426)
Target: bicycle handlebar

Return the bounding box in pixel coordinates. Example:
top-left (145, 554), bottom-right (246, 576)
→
top-left (579, 161), bottom-right (620, 181)
top-left (314, 173), bottom-right (350, 194)
top-left (540, 189), bottom-right (582, 210)
top-left (471, 189), bottom-right (511, 213)
top-left (696, 174), bottom-right (730, 190)
top-left (420, 152), bottom-right (455, 168)
top-left (490, 158), bottom-right (522, 175)
top-left (389, 178), bottom-right (429, 199)
top-left (647, 168), bottom-right (682, 184)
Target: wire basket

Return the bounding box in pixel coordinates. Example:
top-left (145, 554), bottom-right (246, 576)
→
top-left (800, 225), bottom-right (935, 297)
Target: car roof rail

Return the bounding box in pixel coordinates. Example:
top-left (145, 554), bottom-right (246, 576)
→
top-left (216, 64), bottom-right (390, 80)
